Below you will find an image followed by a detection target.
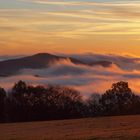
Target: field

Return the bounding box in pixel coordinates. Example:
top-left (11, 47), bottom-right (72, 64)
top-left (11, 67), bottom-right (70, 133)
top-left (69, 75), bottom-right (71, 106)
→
top-left (0, 115), bottom-right (140, 140)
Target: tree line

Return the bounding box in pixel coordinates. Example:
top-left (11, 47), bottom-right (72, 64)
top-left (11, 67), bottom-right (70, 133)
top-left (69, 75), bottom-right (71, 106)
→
top-left (0, 81), bottom-right (140, 123)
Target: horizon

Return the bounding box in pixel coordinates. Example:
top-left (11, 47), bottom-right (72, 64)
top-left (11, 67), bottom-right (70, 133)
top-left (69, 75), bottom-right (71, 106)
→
top-left (1, 51), bottom-right (140, 58)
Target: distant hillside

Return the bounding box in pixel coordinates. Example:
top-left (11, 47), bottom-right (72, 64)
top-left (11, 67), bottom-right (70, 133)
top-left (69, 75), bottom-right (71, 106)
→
top-left (0, 53), bottom-right (85, 76)
top-left (0, 53), bottom-right (112, 77)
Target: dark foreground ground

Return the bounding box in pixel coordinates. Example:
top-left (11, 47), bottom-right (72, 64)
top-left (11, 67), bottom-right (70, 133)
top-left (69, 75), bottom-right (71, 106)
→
top-left (0, 115), bottom-right (140, 140)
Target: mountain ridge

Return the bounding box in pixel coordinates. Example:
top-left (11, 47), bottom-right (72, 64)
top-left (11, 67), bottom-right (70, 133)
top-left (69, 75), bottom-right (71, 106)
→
top-left (0, 53), bottom-right (112, 77)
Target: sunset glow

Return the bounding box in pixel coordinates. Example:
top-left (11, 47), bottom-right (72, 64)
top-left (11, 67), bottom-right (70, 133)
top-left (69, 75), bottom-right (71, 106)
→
top-left (0, 0), bottom-right (140, 55)
top-left (0, 0), bottom-right (140, 95)
top-left (1, 1), bottom-right (140, 130)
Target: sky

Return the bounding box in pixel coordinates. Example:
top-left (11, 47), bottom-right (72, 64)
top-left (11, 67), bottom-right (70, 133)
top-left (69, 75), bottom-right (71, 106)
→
top-left (0, 0), bottom-right (140, 55)
top-left (0, 0), bottom-right (140, 95)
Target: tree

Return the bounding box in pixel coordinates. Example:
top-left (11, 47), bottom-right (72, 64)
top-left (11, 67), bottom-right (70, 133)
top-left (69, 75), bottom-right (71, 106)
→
top-left (3, 80), bottom-right (140, 122)
top-left (87, 93), bottom-right (102, 116)
top-left (8, 81), bottom-right (29, 122)
top-left (12, 80), bottom-right (27, 92)
top-left (8, 82), bottom-right (85, 122)
top-left (0, 87), bottom-right (6, 122)
top-left (100, 81), bottom-right (135, 115)
top-left (44, 85), bottom-right (85, 119)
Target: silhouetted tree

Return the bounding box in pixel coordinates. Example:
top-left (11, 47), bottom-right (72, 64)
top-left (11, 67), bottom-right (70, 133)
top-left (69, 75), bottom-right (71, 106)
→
top-left (43, 85), bottom-right (85, 119)
top-left (100, 81), bottom-right (136, 115)
top-left (0, 87), bottom-right (6, 122)
top-left (87, 93), bottom-right (102, 116)
top-left (7, 81), bottom-right (30, 122)
top-left (8, 82), bottom-right (85, 122)
top-left (1, 80), bottom-right (140, 123)
top-left (13, 80), bottom-right (27, 91)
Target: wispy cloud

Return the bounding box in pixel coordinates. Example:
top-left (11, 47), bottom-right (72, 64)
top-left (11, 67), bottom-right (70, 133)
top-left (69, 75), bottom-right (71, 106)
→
top-left (0, 0), bottom-right (140, 54)
top-left (19, 0), bottom-right (140, 6)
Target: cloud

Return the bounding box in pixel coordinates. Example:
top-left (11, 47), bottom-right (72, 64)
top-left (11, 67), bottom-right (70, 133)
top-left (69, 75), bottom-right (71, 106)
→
top-left (69, 53), bottom-right (140, 71)
top-left (0, 0), bottom-right (140, 54)
top-left (19, 0), bottom-right (140, 7)
top-left (0, 53), bottom-right (140, 96)
top-left (1, 0), bottom-right (140, 35)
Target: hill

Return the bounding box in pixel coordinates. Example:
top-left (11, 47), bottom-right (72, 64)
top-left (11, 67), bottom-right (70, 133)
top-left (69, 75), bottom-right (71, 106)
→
top-left (0, 53), bottom-right (112, 77)
top-left (0, 115), bottom-right (140, 140)
top-left (0, 53), bottom-right (84, 77)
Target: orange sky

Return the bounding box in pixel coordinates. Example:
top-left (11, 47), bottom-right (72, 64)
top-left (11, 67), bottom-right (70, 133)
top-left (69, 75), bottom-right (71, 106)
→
top-left (0, 0), bottom-right (140, 56)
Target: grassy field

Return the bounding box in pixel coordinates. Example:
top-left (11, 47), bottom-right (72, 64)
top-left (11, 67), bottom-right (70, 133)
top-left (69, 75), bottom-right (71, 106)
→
top-left (0, 115), bottom-right (140, 140)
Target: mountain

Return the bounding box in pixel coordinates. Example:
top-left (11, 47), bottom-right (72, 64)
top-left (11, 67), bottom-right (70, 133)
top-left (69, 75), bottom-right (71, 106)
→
top-left (68, 54), bottom-right (113, 67)
top-left (0, 53), bottom-right (112, 77)
top-left (0, 53), bottom-right (85, 77)
top-left (87, 61), bottom-right (112, 67)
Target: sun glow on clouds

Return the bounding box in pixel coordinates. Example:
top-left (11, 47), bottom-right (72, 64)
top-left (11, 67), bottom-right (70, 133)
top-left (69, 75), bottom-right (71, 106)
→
top-left (1, 54), bottom-right (140, 96)
top-left (0, 0), bottom-right (139, 55)
top-left (0, 0), bottom-right (140, 96)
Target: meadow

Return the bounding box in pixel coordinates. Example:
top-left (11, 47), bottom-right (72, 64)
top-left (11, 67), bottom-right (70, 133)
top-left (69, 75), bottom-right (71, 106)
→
top-left (0, 115), bottom-right (140, 140)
